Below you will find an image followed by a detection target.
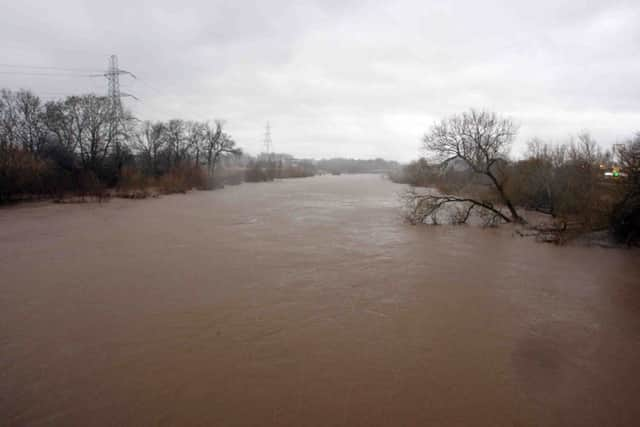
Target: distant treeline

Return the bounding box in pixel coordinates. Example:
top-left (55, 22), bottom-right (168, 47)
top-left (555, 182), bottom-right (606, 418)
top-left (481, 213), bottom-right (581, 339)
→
top-left (316, 158), bottom-right (399, 174)
top-left (244, 153), bottom-right (317, 183)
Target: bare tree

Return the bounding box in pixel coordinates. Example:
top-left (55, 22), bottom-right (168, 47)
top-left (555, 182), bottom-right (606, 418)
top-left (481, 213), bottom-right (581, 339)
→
top-left (414, 109), bottom-right (523, 224)
top-left (43, 95), bottom-right (113, 173)
top-left (0, 89), bottom-right (18, 149)
top-left (44, 99), bottom-right (78, 155)
top-left (13, 90), bottom-right (47, 154)
top-left (204, 120), bottom-right (241, 179)
top-left (184, 121), bottom-right (207, 165)
top-left (108, 108), bottom-right (136, 178)
top-left (76, 95), bottom-right (113, 172)
top-left (134, 121), bottom-right (166, 176)
top-left (0, 89), bottom-right (48, 153)
top-left (165, 119), bottom-right (186, 168)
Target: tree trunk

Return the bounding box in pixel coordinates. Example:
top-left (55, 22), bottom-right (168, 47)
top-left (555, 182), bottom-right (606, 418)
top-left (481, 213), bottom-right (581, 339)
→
top-left (487, 171), bottom-right (523, 223)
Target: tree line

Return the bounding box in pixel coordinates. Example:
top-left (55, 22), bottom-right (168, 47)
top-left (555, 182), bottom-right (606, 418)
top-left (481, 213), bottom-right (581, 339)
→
top-left (0, 88), bottom-right (243, 202)
top-left (315, 158), bottom-right (399, 175)
top-left (390, 109), bottom-right (640, 245)
top-left (2, 88), bottom-right (369, 203)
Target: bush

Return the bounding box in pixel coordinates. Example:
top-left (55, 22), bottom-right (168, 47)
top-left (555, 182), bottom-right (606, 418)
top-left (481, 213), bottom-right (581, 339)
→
top-left (277, 161), bottom-right (316, 178)
top-left (244, 161), bottom-right (273, 182)
top-left (610, 195), bottom-right (640, 245)
top-left (506, 137), bottom-right (615, 231)
top-left (157, 163), bottom-right (207, 194)
top-left (610, 137), bottom-right (640, 245)
top-left (0, 146), bottom-right (53, 203)
top-left (117, 166), bottom-right (150, 191)
top-left (76, 170), bottom-right (108, 201)
top-left (215, 167), bottom-right (244, 186)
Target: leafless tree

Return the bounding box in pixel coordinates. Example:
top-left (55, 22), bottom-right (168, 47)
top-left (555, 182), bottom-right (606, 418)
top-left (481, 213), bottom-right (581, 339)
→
top-left (204, 121), bottom-right (241, 178)
top-left (134, 121), bottom-right (166, 175)
top-left (0, 89), bottom-right (18, 149)
top-left (0, 89), bottom-right (49, 153)
top-left (42, 95), bottom-right (113, 173)
top-left (43, 99), bottom-right (78, 155)
top-left (108, 108), bottom-right (136, 177)
top-left (413, 109), bottom-right (523, 224)
top-left (75, 96), bottom-right (113, 172)
top-left (184, 121), bottom-right (207, 165)
top-left (13, 90), bottom-right (47, 154)
top-left (165, 119), bottom-right (186, 167)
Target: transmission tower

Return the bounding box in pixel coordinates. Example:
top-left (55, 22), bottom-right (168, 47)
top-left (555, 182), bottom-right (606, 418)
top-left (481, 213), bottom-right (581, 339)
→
top-left (103, 54), bottom-right (137, 117)
top-left (100, 55), bottom-right (137, 171)
top-left (264, 121), bottom-right (273, 160)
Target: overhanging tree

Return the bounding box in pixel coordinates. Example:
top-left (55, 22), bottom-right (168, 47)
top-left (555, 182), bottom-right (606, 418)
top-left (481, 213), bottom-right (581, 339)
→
top-left (412, 109), bottom-right (523, 224)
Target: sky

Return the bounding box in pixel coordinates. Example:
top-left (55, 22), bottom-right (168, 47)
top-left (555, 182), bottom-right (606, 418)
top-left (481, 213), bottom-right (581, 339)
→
top-left (1, 0), bottom-right (639, 161)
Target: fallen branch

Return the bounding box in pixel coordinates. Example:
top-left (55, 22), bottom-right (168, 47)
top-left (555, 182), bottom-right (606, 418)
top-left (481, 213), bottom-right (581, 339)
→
top-left (403, 189), bottom-right (515, 226)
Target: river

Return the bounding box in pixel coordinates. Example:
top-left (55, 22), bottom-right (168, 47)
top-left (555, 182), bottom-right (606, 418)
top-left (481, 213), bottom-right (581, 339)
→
top-left (1, 174), bottom-right (639, 426)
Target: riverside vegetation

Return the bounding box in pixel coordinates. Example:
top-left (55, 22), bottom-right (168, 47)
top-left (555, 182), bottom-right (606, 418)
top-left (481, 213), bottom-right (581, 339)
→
top-left (3, 91), bottom-right (638, 246)
top-left (0, 88), bottom-right (402, 204)
top-left (390, 110), bottom-right (640, 246)
top-left (0, 88), bottom-right (323, 204)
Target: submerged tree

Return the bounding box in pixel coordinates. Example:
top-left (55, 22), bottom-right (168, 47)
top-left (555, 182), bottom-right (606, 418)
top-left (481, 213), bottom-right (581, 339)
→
top-left (407, 109), bottom-right (523, 225)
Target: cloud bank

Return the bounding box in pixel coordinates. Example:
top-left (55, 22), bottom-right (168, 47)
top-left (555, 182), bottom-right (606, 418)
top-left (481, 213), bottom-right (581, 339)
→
top-left (2, 0), bottom-right (639, 161)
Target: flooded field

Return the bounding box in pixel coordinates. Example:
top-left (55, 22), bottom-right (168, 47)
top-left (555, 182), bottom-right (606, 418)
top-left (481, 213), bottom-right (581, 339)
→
top-left (1, 174), bottom-right (639, 426)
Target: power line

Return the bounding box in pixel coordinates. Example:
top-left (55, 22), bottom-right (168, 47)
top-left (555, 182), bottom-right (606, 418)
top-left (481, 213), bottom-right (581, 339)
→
top-left (264, 122), bottom-right (273, 157)
top-left (135, 78), bottom-right (164, 97)
top-left (34, 90), bottom-right (101, 97)
top-left (0, 63), bottom-right (103, 72)
top-left (0, 71), bottom-right (96, 77)
top-left (1, 57), bottom-right (165, 118)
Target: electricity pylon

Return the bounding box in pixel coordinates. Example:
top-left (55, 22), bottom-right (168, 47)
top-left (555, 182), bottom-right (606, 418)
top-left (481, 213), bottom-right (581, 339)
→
top-left (264, 121), bottom-right (273, 160)
top-left (100, 55), bottom-right (137, 173)
top-left (103, 54), bottom-right (137, 116)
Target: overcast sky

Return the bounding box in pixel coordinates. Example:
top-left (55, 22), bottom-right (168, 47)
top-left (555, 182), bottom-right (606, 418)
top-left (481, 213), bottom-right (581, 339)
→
top-left (1, 0), bottom-right (639, 161)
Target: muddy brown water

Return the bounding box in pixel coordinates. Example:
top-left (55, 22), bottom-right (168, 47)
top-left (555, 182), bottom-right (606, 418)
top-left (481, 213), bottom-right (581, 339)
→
top-left (1, 174), bottom-right (639, 426)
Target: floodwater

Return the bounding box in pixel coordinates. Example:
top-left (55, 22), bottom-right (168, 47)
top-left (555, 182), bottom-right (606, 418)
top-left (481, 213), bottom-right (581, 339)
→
top-left (1, 174), bottom-right (639, 426)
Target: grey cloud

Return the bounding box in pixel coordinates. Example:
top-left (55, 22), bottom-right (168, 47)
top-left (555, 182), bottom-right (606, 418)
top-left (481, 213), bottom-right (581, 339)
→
top-left (1, 0), bottom-right (639, 161)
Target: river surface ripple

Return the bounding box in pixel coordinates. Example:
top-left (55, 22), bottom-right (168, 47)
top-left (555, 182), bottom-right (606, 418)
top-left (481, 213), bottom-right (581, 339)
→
top-left (1, 174), bottom-right (639, 426)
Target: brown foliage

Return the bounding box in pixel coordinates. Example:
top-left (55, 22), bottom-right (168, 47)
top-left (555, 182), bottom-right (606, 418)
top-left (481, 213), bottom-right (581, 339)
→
top-left (157, 163), bottom-right (207, 194)
top-left (0, 146), bottom-right (53, 202)
top-left (610, 135), bottom-right (640, 244)
top-left (507, 135), bottom-right (614, 232)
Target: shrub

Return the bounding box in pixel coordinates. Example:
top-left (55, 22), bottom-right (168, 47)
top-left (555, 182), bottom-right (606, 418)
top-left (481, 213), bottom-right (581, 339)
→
top-left (215, 167), bottom-right (244, 186)
top-left (610, 137), bottom-right (640, 245)
top-left (117, 166), bottom-right (150, 190)
top-left (244, 161), bottom-right (273, 182)
top-left (76, 170), bottom-right (108, 202)
top-left (0, 146), bottom-right (53, 203)
top-left (157, 163), bottom-right (207, 194)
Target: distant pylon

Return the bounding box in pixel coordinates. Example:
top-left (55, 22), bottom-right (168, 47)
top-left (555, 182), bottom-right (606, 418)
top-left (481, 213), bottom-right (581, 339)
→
top-left (103, 54), bottom-right (137, 119)
top-left (102, 55), bottom-right (137, 169)
top-left (106, 55), bottom-right (121, 115)
top-left (264, 121), bottom-right (273, 159)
